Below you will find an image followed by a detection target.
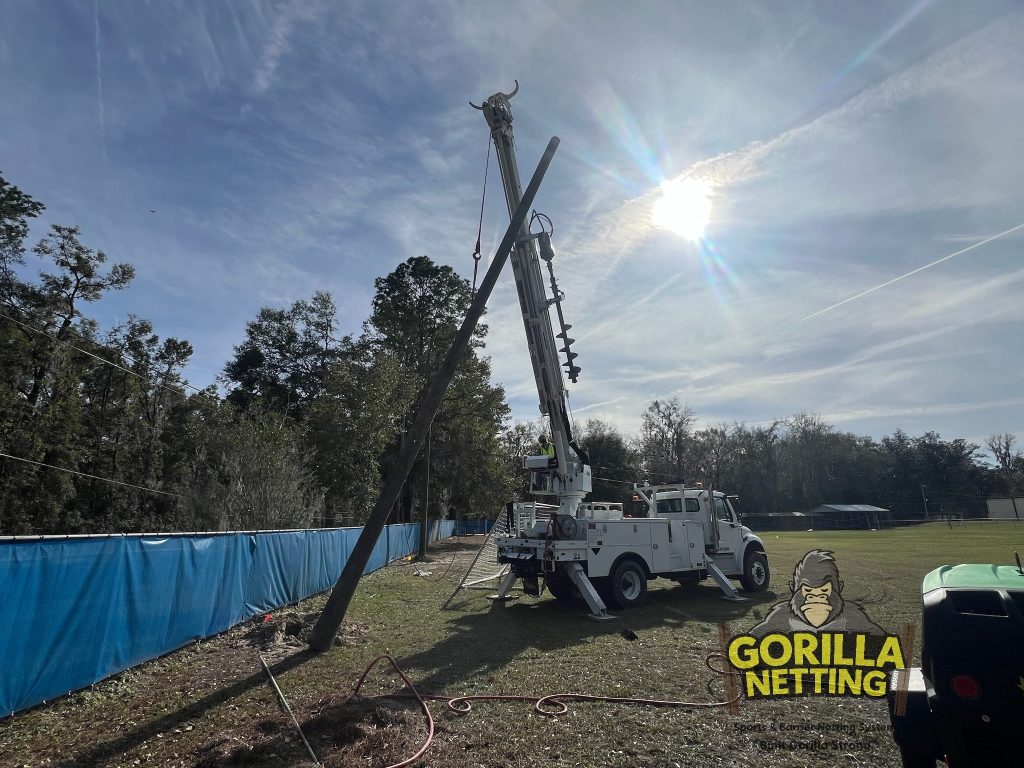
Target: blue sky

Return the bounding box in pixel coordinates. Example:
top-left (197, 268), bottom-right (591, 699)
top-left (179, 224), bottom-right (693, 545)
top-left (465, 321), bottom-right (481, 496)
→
top-left (2, 0), bottom-right (1021, 452)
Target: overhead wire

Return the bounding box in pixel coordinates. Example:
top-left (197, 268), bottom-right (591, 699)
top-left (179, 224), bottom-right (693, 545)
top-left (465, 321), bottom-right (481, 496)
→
top-left (0, 303), bottom-right (211, 503)
top-left (0, 304), bottom-right (205, 401)
top-left (0, 451), bottom-right (181, 498)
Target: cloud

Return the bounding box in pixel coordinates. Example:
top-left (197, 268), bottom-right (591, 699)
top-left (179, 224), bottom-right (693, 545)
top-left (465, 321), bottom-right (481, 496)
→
top-left (252, 0), bottom-right (323, 94)
top-left (822, 397), bottom-right (1024, 425)
top-left (548, 10), bottom-right (1023, 306)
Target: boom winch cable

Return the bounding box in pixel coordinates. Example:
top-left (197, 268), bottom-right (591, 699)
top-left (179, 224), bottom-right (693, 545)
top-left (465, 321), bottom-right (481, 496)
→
top-left (470, 135), bottom-right (493, 296)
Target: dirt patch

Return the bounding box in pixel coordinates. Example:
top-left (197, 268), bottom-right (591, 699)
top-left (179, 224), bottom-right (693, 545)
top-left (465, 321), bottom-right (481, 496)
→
top-left (193, 695), bottom-right (427, 768)
top-left (306, 694), bottom-right (428, 768)
top-left (241, 611), bottom-right (369, 662)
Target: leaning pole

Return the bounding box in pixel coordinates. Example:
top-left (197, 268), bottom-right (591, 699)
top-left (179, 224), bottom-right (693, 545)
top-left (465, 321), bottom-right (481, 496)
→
top-left (309, 137), bottom-right (560, 651)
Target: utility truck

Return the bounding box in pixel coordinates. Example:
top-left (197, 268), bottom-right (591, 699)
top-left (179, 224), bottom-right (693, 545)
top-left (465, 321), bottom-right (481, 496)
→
top-left (473, 84), bottom-right (770, 619)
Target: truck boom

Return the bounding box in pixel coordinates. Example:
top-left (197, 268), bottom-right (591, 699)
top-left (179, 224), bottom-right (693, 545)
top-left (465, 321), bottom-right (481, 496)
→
top-left (473, 83), bottom-right (591, 519)
top-left (475, 85), bottom-right (770, 618)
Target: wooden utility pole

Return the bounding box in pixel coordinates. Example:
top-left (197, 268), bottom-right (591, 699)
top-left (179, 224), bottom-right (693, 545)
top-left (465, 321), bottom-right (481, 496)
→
top-left (309, 137), bottom-right (560, 651)
top-left (418, 423), bottom-right (431, 559)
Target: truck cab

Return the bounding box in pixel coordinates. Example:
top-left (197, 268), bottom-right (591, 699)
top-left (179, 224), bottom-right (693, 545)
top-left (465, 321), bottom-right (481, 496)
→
top-left (629, 485), bottom-right (767, 591)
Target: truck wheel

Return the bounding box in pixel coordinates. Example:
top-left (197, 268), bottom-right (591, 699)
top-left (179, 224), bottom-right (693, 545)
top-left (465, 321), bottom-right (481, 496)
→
top-left (741, 551), bottom-right (770, 593)
top-left (545, 570), bottom-right (575, 601)
top-left (608, 559), bottom-right (648, 609)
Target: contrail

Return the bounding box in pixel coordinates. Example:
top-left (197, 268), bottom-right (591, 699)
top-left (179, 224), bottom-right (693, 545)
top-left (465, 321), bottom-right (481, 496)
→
top-left (800, 221), bottom-right (1024, 322)
top-left (94, 0), bottom-right (107, 160)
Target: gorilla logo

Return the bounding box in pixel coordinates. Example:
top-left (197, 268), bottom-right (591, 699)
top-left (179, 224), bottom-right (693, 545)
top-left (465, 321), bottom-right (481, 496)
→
top-left (749, 550), bottom-right (885, 637)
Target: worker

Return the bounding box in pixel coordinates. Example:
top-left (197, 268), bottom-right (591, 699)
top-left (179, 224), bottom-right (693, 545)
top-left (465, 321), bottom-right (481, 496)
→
top-left (534, 434), bottom-right (556, 492)
top-left (538, 434), bottom-right (555, 459)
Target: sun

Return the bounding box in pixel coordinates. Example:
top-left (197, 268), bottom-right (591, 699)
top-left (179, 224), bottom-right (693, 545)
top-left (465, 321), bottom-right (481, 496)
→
top-left (651, 178), bottom-right (713, 241)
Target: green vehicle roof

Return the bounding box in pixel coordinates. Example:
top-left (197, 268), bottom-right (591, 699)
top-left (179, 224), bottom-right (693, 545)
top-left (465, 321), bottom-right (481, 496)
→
top-left (922, 564), bottom-right (1024, 593)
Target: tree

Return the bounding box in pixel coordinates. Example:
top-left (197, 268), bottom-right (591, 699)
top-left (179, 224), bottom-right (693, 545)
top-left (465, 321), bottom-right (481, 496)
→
top-left (499, 419), bottom-right (543, 501)
top-left (579, 419), bottom-right (639, 502)
top-left (223, 291), bottom-right (348, 420)
top-left (364, 256), bottom-right (507, 522)
top-left (639, 397), bottom-right (695, 483)
top-left (188, 406), bottom-right (324, 531)
top-left (689, 423), bottom-right (732, 491)
top-left (726, 422), bottom-right (783, 514)
top-left (779, 413), bottom-right (835, 510)
top-left (0, 173), bottom-right (44, 298)
top-left (367, 255), bottom-right (482, 378)
top-left (306, 347), bottom-right (406, 525)
top-left (986, 433), bottom-right (1022, 496)
top-left (71, 316), bottom-right (193, 532)
top-left (0, 223), bottom-right (134, 534)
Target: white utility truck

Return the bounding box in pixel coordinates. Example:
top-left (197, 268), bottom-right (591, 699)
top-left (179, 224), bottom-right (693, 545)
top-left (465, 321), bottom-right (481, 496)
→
top-left (474, 83), bottom-right (770, 619)
top-left (497, 484), bottom-right (769, 619)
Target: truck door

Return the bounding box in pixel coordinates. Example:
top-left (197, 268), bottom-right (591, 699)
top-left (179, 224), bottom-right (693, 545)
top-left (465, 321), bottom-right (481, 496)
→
top-left (699, 493), bottom-right (720, 553)
top-left (715, 496), bottom-right (741, 557)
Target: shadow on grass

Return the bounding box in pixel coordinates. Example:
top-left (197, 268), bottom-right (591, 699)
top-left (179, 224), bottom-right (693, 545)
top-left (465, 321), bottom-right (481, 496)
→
top-left (399, 579), bottom-right (780, 694)
top-left (53, 650), bottom-right (317, 768)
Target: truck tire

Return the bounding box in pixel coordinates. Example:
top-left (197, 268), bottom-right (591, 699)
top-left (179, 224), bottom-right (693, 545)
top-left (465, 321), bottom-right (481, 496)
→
top-left (740, 551), bottom-right (770, 593)
top-left (608, 558), bottom-right (648, 609)
top-left (545, 570), bottom-right (575, 601)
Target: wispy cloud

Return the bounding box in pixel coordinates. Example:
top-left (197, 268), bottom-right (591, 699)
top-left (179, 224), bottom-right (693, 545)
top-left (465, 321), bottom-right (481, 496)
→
top-left (252, 0), bottom-right (323, 94)
top-left (822, 397), bottom-right (1024, 425)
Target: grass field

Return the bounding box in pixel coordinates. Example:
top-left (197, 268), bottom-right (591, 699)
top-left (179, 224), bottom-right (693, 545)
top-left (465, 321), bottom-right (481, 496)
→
top-left (1, 521), bottom-right (1021, 768)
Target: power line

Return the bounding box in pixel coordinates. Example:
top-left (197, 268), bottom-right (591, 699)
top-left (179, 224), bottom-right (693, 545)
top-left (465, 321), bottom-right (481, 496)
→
top-left (0, 451), bottom-right (181, 498)
top-left (591, 463), bottom-right (685, 482)
top-left (0, 304), bottom-right (207, 401)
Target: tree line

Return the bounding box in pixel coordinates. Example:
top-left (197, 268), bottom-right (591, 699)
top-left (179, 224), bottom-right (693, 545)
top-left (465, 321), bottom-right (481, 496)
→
top-left (0, 173), bottom-right (511, 534)
top-left (2, 171), bottom-right (1020, 534)
top-left (566, 401), bottom-right (1023, 520)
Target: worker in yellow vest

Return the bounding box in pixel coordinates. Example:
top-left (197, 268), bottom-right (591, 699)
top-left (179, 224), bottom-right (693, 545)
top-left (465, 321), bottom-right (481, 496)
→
top-left (535, 434), bottom-right (556, 492)
top-left (538, 434), bottom-right (555, 459)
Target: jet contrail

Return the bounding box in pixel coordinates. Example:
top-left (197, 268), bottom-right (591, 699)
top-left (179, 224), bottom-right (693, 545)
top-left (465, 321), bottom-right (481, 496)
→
top-left (94, 0), bottom-right (107, 161)
top-left (800, 221), bottom-right (1024, 322)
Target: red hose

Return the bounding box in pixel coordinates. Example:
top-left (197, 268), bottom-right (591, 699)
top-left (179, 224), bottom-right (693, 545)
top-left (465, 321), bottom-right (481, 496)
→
top-left (346, 652), bottom-right (741, 768)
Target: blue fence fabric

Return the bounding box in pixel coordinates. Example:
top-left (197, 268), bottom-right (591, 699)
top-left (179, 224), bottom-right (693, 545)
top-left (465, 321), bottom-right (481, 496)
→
top-left (454, 519), bottom-right (493, 536)
top-left (0, 522), bottom-right (450, 717)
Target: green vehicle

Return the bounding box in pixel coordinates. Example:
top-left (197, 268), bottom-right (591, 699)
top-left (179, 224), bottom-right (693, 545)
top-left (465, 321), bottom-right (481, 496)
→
top-left (888, 556), bottom-right (1024, 767)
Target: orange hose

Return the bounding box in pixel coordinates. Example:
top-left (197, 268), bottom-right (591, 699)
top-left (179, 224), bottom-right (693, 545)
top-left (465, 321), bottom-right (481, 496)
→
top-left (347, 652), bottom-right (741, 768)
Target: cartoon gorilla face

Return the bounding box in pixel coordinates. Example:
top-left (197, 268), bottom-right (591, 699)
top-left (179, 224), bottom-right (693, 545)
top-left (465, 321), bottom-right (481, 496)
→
top-left (788, 549), bottom-right (845, 628)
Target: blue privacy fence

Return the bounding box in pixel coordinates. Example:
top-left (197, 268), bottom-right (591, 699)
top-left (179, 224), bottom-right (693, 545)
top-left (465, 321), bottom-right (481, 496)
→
top-left (0, 520), bottom-right (458, 717)
top-left (454, 518), bottom-right (494, 536)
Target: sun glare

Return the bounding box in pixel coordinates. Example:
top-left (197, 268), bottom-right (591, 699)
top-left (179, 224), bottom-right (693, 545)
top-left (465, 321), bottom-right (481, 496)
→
top-left (651, 178), bottom-right (713, 241)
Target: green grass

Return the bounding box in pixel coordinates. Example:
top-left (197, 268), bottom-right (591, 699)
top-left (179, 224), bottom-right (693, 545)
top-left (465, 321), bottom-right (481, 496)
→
top-left (1, 522), bottom-right (1020, 768)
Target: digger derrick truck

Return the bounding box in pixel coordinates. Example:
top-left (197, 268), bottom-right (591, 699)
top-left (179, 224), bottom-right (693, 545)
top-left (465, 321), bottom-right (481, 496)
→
top-left (475, 84), bottom-right (770, 619)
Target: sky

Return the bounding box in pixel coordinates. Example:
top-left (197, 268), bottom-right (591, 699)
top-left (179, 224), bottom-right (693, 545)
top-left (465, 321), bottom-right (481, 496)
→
top-left (1, 0), bottom-right (1022, 454)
